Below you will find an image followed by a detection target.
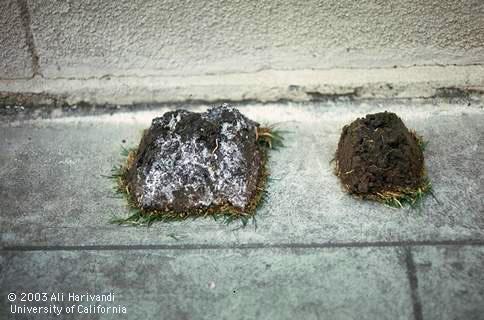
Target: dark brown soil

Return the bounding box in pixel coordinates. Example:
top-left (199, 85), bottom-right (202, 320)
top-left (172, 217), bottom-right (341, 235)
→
top-left (335, 111), bottom-right (424, 195)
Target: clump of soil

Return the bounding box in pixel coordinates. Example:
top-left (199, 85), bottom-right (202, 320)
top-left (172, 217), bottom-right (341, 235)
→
top-left (115, 104), bottom-right (274, 222)
top-left (335, 111), bottom-right (428, 206)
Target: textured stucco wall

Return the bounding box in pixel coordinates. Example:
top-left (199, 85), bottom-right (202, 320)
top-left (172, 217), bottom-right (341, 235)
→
top-left (24, 0), bottom-right (484, 78)
top-left (0, 0), bottom-right (483, 103)
top-left (0, 0), bottom-right (33, 79)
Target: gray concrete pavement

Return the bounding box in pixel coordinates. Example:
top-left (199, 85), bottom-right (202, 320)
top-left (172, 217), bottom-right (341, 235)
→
top-left (1, 247), bottom-right (415, 320)
top-left (0, 101), bottom-right (483, 247)
top-left (413, 246), bottom-right (484, 320)
top-left (1, 100), bottom-right (483, 319)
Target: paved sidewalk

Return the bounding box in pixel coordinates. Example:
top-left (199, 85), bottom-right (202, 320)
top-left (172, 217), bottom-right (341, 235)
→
top-left (1, 101), bottom-right (483, 319)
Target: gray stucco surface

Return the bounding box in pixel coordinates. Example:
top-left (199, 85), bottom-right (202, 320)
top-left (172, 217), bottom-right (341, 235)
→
top-left (0, 101), bottom-right (482, 247)
top-left (1, 1), bottom-right (483, 104)
top-left (25, 0), bottom-right (484, 78)
top-left (1, 248), bottom-right (413, 320)
top-left (0, 0), bottom-right (33, 79)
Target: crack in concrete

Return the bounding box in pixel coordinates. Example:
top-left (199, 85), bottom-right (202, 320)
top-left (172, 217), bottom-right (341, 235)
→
top-left (404, 247), bottom-right (424, 320)
top-left (16, 0), bottom-right (42, 78)
top-left (2, 239), bottom-right (484, 252)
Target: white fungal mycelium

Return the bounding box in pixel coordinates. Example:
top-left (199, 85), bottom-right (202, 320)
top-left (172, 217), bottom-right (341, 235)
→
top-left (133, 105), bottom-right (259, 210)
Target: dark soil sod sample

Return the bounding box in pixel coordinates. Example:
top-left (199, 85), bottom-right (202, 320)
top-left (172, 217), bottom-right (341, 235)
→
top-left (111, 104), bottom-right (281, 225)
top-left (335, 111), bottom-right (431, 207)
